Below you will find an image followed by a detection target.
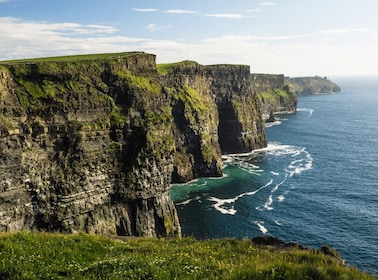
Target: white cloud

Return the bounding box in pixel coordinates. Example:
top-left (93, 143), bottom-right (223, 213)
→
top-left (0, 17), bottom-right (377, 76)
top-left (164, 9), bottom-right (199, 14)
top-left (205, 13), bottom-right (244, 19)
top-left (246, 8), bottom-right (262, 13)
top-left (0, 17), bottom-right (145, 59)
top-left (132, 8), bottom-right (159, 12)
top-left (147, 23), bottom-right (171, 32)
top-left (0, 0), bottom-right (10, 3)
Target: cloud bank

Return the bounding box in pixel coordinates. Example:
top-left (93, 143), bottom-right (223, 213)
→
top-left (1, 17), bottom-right (377, 76)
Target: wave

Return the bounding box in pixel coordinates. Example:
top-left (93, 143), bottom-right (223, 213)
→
top-left (175, 195), bottom-right (202, 206)
top-left (265, 120), bottom-right (282, 128)
top-left (210, 142), bottom-right (313, 215)
top-left (255, 221), bottom-right (268, 234)
top-left (263, 195), bottom-right (274, 211)
top-left (208, 179), bottom-right (274, 215)
top-left (297, 108), bottom-right (314, 119)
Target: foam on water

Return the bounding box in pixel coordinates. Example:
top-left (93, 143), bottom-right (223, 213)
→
top-left (265, 120), bottom-right (282, 128)
top-left (208, 179), bottom-right (273, 215)
top-left (205, 142), bottom-right (313, 218)
top-left (172, 85), bottom-right (378, 273)
top-left (255, 221), bottom-right (268, 234)
top-left (297, 107), bottom-right (314, 119)
top-left (263, 195), bottom-right (274, 210)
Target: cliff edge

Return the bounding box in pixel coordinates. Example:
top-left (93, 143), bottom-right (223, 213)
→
top-left (0, 53), bottom-right (181, 237)
top-left (286, 76), bottom-right (341, 95)
top-left (253, 74), bottom-right (297, 120)
top-left (0, 52), bottom-right (294, 237)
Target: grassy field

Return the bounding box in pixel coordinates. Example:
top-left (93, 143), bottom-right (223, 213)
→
top-left (0, 52), bottom-right (142, 64)
top-left (0, 232), bottom-right (375, 279)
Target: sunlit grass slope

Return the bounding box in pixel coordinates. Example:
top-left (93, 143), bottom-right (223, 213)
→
top-left (0, 232), bottom-right (375, 279)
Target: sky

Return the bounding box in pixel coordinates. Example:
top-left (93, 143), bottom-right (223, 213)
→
top-left (1, 0), bottom-right (378, 76)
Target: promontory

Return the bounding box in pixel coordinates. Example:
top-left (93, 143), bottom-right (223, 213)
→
top-left (0, 52), bottom-right (296, 237)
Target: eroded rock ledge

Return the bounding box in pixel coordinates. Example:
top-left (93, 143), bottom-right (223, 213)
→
top-left (0, 52), bottom-right (294, 237)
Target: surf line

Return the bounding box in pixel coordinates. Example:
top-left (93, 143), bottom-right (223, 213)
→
top-left (208, 179), bottom-right (274, 215)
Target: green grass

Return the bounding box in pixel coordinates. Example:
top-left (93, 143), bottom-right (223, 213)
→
top-left (0, 52), bottom-right (143, 64)
top-left (0, 232), bottom-right (375, 279)
top-left (258, 88), bottom-right (292, 101)
top-left (157, 60), bottom-right (198, 75)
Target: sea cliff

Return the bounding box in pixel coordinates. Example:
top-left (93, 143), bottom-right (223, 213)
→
top-left (0, 52), bottom-right (294, 237)
top-left (252, 73), bottom-right (297, 120)
top-left (286, 76), bottom-right (341, 95)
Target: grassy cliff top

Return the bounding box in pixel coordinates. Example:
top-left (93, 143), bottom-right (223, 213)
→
top-left (0, 52), bottom-right (145, 65)
top-left (157, 60), bottom-right (199, 74)
top-left (0, 232), bottom-right (375, 279)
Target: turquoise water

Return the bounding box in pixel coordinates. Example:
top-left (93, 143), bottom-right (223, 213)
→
top-left (170, 77), bottom-right (378, 274)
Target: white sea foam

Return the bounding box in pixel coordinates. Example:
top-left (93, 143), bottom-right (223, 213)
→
top-left (274, 220), bottom-right (283, 226)
top-left (208, 179), bottom-right (274, 215)
top-left (297, 108), bottom-right (314, 119)
top-left (255, 221), bottom-right (268, 234)
top-left (272, 177), bottom-right (287, 192)
top-left (222, 152), bottom-right (265, 176)
top-left (271, 171), bottom-right (279, 176)
top-left (277, 195), bottom-right (285, 202)
top-left (286, 149), bottom-right (313, 177)
top-left (208, 197), bottom-right (237, 215)
top-left (264, 195), bottom-right (274, 210)
top-left (265, 120), bottom-right (282, 128)
top-left (176, 199), bottom-right (193, 206)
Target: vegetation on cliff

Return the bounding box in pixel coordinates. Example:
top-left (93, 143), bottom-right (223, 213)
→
top-left (285, 76), bottom-right (341, 95)
top-left (0, 232), bottom-right (375, 280)
top-left (0, 52), bottom-right (296, 238)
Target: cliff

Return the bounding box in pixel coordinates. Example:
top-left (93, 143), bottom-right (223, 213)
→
top-left (0, 52), bottom-right (292, 237)
top-left (285, 76), bottom-right (341, 95)
top-left (159, 61), bottom-right (267, 175)
top-left (252, 74), bottom-right (297, 120)
top-left (0, 53), bottom-right (181, 237)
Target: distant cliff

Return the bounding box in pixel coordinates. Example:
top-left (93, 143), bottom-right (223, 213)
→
top-left (159, 62), bottom-right (267, 184)
top-left (0, 52), bottom-right (294, 237)
top-left (286, 76), bottom-right (341, 95)
top-left (252, 74), bottom-right (297, 120)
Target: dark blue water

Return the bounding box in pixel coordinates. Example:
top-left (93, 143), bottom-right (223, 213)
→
top-left (170, 77), bottom-right (378, 274)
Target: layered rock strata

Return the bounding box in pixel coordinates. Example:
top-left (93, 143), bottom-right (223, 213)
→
top-left (252, 74), bottom-right (297, 120)
top-left (0, 52), bottom-right (294, 237)
top-left (0, 53), bottom-right (180, 237)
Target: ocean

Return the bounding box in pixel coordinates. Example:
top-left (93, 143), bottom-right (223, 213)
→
top-left (170, 76), bottom-right (378, 274)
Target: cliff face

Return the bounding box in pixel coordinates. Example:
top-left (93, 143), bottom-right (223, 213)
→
top-left (158, 62), bottom-right (223, 183)
top-left (286, 76), bottom-right (341, 95)
top-left (159, 62), bottom-right (267, 180)
top-left (0, 53), bottom-right (293, 237)
top-left (0, 53), bottom-right (180, 237)
top-left (205, 66), bottom-right (267, 154)
top-left (253, 74), bottom-right (297, 120)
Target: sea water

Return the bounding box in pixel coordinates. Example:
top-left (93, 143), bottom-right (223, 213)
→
top-left (170, 76), bottom-right (378, 274)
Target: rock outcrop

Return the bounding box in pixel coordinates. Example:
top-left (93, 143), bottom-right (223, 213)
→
top-left (252, 74), bottom-right (297, 120)
top-left (159, 62), bottom-right (267, 176)
top-left (0, 53), bottom-right (181, 237)
top-left (0, 52), bottom-right (294, 237)
top-left (286, 76), bottom-right (341, 95)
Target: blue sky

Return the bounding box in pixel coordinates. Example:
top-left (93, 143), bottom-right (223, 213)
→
top-left (1, 0), bottom-right (378, 76)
